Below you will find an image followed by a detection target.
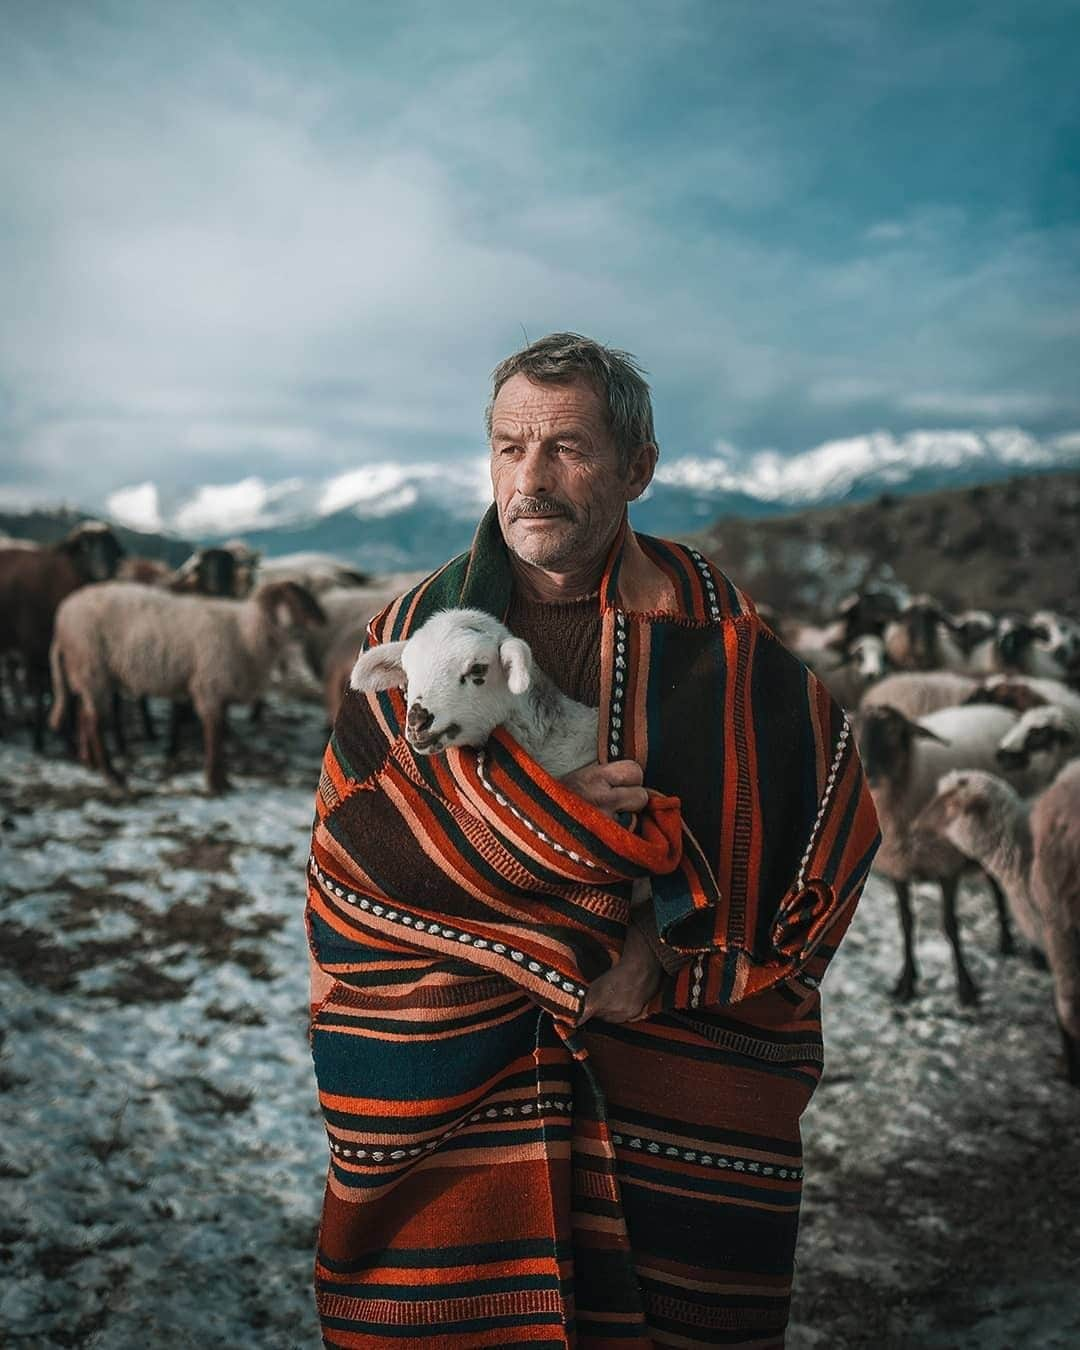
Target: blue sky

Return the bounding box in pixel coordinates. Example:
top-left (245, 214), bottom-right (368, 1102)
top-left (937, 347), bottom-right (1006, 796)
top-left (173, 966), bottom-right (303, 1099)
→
top-left (1, 0), bottom-right (1078, 522)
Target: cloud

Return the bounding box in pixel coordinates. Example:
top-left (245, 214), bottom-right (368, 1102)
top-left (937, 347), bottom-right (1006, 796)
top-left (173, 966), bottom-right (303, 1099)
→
top-left (0, 1), bottom-right (1077, 512)
top-left (173, 477), bottom-right (304, 535)
top-left (106, 482), bottom-right (163, 532)
top-left (899, 390), bottom-right (1074, 420)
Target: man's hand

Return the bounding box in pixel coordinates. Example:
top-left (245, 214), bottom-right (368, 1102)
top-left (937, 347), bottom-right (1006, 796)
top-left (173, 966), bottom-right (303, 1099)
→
top-left (579, 924), bottom-right (663, 1025)
top-left (561, 760), bottom-right (648, 822)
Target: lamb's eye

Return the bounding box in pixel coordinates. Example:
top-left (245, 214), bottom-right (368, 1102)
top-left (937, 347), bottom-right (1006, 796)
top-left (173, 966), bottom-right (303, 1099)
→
top-left (460, 661), bottom-right (487, 686)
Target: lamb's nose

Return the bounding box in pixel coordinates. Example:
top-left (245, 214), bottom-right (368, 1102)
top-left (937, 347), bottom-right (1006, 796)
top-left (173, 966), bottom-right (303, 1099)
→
top-left (407, 702), bottom-right (433, 733)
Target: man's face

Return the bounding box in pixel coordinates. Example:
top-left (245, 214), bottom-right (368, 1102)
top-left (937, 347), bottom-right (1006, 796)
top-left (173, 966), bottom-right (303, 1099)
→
top-left (489, 373), bottom-right (654, 574)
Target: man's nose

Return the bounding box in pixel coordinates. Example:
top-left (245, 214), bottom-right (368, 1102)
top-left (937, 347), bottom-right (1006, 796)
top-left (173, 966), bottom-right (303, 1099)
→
top-left (514, 446), bottom-right (555, 498)
top-left (407, 702), bottom-right (433, 733)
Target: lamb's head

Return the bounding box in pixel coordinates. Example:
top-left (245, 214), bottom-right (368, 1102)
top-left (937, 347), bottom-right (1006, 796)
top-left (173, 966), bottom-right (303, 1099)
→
top-left (349, 608), bottom-right (533, 756)
top-left (913, 768), bottom-right (1011, 856)
top-left (996, 705), bottom-right (1077, 776)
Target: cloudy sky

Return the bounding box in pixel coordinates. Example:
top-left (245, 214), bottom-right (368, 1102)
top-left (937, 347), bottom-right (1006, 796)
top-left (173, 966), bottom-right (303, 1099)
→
top-left (2, 0), bottom-right (1078, 527)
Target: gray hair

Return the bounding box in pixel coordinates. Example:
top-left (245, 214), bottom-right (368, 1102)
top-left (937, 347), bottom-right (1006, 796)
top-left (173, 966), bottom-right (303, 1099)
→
top-left (485, 332), bottom-right (657, 471)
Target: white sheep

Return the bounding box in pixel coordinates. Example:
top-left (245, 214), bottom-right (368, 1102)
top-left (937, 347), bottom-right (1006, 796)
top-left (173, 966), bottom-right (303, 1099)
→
top-left (857, 701), bottom-right (1046, 1004)
top-left (995, 703), bottom-right (1080, 780)
top-left (859, 670), bottom-right (979, 719)
top-left (49, 579), bottom-right (325, 793)
top-left (255, 551), bottom-right (371, 596)
top-left (348, 607), bottom-right (599, 778)
top-left (916, 763), bottom-right (1080, 1085)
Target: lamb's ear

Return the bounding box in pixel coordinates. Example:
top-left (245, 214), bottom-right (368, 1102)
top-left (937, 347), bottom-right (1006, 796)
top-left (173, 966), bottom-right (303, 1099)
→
top-left (499, 637), bottom-right (532, 695)
top-left (349, 642), bottom-right (407, 693)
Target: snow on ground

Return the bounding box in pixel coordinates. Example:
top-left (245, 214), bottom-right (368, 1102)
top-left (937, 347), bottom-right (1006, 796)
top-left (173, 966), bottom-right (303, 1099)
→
top-left (1, 700), bottom-right (1078, 1348)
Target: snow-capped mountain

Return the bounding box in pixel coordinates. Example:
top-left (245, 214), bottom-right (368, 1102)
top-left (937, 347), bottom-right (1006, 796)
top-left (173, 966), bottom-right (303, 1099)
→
top-left (99, 426), bottom-right (1080, 571)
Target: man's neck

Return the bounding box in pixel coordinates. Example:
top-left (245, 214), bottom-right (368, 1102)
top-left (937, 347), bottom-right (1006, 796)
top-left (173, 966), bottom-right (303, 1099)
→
top-left (508, 551), bottom-right (606, 602)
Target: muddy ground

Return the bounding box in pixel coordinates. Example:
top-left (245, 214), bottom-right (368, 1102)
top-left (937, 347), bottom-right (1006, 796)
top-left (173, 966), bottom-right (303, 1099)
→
top-left (1, 699), bottom-right (1077, 1348)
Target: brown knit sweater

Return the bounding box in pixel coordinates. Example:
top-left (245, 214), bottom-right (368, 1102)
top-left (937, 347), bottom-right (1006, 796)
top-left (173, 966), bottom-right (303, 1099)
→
top-left (507, 588), bottom-right (688, 974)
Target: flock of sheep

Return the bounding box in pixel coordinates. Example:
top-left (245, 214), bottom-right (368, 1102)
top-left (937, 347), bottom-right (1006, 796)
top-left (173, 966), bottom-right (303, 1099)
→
top-left (0, 522), bottom-right (419, 792)
top-left (780, 590), bottom-right (1080, 1086)
top-left (2, 521), bottom-right (1078, 1083)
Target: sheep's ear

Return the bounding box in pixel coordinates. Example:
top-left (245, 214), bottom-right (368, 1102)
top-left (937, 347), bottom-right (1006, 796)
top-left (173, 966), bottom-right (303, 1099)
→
top-left (499, 637), bottom-right (532, 695)
top-left (349, 643), bottom-right (407, 693)
top-left (912, 723), bottom-right (950, 745)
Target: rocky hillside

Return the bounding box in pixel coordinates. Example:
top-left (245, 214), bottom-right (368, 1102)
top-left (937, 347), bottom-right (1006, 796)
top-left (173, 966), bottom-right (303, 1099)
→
top-left (687, 470), bottom-right (1080, 619)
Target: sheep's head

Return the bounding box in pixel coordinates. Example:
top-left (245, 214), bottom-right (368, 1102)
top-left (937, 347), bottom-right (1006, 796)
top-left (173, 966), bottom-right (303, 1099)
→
top-left (896, 596), bottom-right (945, 669)
top-left (856, 703), bottom-right (949, 790)
top-left (996, 706), bottom-right (1077, 775)
top-left (1031, 609), bottom-right (1080, 673)
top-left (255, 580), bottom-right (326, 631)
top-left (60, 521), bottom-right (125, 582)
top-left (944, 608), bottom-right (997, 655)
top-left (349, 608), bottom-right (532, 756)
top-left (849, 634), bottom-right (886, 679)
top-left (996, 615), bottom-right (1040, 669)
top-left (913, 768), bottom-right (1005, 853)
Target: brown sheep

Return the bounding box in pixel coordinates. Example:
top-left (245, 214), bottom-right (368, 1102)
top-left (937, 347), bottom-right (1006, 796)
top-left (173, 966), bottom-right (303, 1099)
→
top-left (0, 522), bottom-right (124, 749)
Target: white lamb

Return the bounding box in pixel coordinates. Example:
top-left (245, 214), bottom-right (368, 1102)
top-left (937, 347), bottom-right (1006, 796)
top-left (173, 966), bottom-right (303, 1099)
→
top-left (349, 607), bottom-right (599, 777)
top-left (349, 608), bottom-right (651, 907)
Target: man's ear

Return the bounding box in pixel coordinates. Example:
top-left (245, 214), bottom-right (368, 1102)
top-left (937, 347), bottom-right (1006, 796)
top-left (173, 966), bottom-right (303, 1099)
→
top-left (349, 642), bottom-right (407, 692)
top-left (499, 637), bottom-right (532, 694)
top-left (624, 441), bottom-right (658, 503)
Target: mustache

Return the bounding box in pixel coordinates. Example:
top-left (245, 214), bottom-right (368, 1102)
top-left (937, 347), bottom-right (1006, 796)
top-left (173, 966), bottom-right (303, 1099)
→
top-left (509, 497), bottom-right (575, 522)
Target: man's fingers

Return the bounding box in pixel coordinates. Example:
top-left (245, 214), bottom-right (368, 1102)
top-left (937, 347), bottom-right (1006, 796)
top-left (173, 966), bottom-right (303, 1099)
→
top-left (610, 786), bottom-right (649, 815)
top-left (603, 759), bottom-right (645, 787)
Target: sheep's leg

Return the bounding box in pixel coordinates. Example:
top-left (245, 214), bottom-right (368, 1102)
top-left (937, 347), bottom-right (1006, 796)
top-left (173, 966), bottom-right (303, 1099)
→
top-left (111, 689), bottom-right (127, 757)
top-left (250, 698), bottom-right (264, 725)
top-left (986, 873), bottom-right (1016, 957)
top-left (30, 672), bottom-right (47, 752)
top-left (139, 696), bottom-right (157, 741)
top-left (166, 700), bottom-right (194, 758)
top-left (942, 876), bottom-right (979, 1006)
top-left (83, 703), bottom-right (125, 785)
top-left (200, 706), bottom-right (230, 795)
top-left (891, 879), bottom-right (918, 1001)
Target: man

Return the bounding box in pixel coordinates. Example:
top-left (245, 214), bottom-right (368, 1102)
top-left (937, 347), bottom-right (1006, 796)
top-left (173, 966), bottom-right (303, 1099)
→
top-left (306, 334), bottom-right (880, 1348)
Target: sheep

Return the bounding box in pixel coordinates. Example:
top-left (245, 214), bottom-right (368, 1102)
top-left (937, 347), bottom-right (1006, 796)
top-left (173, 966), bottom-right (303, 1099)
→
top-left (813, 633), bottom-right (890, 711)
top-left (0, 521), bottom-right (125, 749)
top-left (857, 701), bottom-right (1046, 1004)
top-left (860, 670), bottom-right (979, 719)
top-left (997, 611), bottom-right (1080, 682)
top-left (995, 704), bottom-right (1080, 780)
top-left (349, 608), bottom-right (598, 777)
top-left (49, 579), bottom-right (325, 793)
top-left (883, 597), bottom-right (1003, 675)
top-left (882, 595), bottom-right (948, 671)
top-left (349, 607), bottom-right (651, 908)
top-left (255, 551), bottom-right (371, 596)
top-left (168, 547), bottom-right (239, 598)
top-left (915, 763), bottom-right (1080, 1085)
top-left (302, 575), bottom-right (428, 682)
top-left (966, 673), bottom-right (1080, 716)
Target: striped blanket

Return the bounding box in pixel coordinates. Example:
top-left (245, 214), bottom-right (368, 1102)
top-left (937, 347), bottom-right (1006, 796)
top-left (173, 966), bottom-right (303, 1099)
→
top-left (306, 507), bottom-right (880, 1348)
